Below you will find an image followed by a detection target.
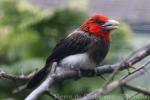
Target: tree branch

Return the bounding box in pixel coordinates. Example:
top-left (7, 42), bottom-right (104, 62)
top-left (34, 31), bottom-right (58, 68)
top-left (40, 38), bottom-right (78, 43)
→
top-left (44, 90), bottom-right (62, 100)
top-left (124, 84), bottom-right (150, 96)
top-left (25, 44), bottom-right (150, 100)
top-left (77, 60), bottom-right (150, 100)
top-left (0, 69), bottom-right (35, 81)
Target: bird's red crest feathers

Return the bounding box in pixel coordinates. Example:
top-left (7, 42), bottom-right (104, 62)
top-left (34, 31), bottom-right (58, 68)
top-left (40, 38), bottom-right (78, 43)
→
top-left (80, 14), bottom-right (111, 41)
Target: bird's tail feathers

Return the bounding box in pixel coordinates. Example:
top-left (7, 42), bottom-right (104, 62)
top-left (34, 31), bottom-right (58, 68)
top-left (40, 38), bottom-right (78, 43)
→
top-left (26, 65), bottom-right (49, 89)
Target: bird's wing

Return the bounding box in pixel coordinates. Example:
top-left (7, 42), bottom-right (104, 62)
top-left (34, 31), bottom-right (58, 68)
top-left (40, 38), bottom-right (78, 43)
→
top-left (45, 33), bottom-right (92, 65)
top-left (26, 33), bottom-right (92, 89)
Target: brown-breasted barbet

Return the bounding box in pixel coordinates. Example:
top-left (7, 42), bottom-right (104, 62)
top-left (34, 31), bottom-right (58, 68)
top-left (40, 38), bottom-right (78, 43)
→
top-left (27, 13), bottom-right (120, 88)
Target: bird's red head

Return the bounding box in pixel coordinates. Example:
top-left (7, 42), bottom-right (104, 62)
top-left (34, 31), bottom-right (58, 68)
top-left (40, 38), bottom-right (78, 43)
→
top-left (80, 14), bottom-right (119, 41)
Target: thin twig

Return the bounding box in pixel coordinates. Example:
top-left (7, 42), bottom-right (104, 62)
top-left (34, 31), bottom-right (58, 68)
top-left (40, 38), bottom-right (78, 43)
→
top-left (0, 69), bottom-right (32, 81)
top-left (124, 84), bottom-right (150, 96)
top-left (122, 60), bottom-right (150, 80)
top-left (127, 93), bottom-right (139, 100)
top-left (103, 63), bottom-right (122, 88)
top-left (120, 86), bottom-right (127, 100)
top-left (45, 90), bottom-right (62, 100)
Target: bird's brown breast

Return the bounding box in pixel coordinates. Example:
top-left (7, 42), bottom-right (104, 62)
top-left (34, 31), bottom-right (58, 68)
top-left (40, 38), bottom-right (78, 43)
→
top-left (88, 36), bottom-right (110, 65)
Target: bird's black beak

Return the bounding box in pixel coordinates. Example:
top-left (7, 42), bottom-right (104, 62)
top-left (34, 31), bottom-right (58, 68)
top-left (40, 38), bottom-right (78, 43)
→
top-left (102, 19), bottom-right (120, 31)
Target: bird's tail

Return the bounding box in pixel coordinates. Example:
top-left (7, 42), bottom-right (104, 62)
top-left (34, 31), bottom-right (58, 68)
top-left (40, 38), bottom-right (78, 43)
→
top-left (26, 66), bottom-right (48, 89)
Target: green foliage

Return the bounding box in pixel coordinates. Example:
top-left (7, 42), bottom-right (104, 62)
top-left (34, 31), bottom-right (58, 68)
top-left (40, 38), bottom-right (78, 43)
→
top-left (0, 0), bottom-right (134, 100)
top-left (0, 1), bottom-right (88, 64)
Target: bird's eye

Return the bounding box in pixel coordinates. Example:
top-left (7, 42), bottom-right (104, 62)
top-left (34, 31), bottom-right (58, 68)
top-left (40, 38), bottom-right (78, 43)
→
top-left (96, 21), bottom-right (105, 25)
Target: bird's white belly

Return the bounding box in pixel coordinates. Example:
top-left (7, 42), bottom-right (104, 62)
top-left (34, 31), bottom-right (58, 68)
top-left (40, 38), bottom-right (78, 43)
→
top-left (60, 53), bottom-right (96, 69)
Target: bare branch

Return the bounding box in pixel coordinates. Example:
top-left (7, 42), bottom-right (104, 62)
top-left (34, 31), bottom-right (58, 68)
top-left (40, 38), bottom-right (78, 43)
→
top-left (25, 62), bottom-right (58, 100)
top-left (24, 44), bottom-right (150, 100)
top-left (0, 70), bottom-right (35, 80)
top-left (124, 84), bottom-right (150, 96)
top-left (127, 92), bottom-right (139, 100)
top-left (0, 69), bottom-right (37, 94)
top-left (120, 86), bottom-right (127, 100)
top-left (77, 60), bottom-right (150, 100)
top-left (44, 90), bottom-right (62, 100)
top-left (13, 84), bottom-right (27, 94)
top-left (102, 63), bottom-right (121, 88)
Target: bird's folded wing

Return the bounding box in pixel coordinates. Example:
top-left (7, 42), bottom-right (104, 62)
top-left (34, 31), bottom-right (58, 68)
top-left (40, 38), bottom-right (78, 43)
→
top-left (45, 33), bottom-right (92, 65)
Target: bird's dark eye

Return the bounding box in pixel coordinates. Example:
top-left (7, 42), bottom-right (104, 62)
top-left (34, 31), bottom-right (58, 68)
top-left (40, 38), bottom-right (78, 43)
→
top-left (96, 21), bottom-right (105, 25)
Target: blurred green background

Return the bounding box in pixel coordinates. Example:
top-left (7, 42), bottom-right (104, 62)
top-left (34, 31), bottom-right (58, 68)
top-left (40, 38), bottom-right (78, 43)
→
top-left (0, 0), bottom-right (149, 100)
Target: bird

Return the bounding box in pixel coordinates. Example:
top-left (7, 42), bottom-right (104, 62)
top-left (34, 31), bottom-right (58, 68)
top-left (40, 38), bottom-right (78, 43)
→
top-left (26, 13), bottom-right (120, 89)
